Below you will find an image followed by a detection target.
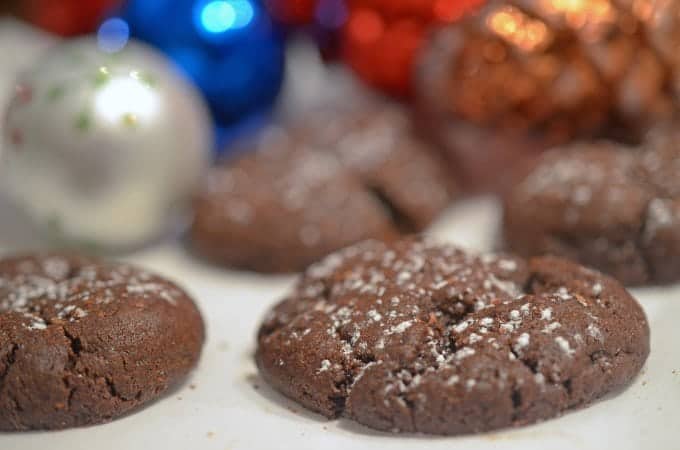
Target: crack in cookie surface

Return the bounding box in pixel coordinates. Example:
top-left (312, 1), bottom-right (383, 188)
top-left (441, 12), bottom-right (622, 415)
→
top-left (256, 239), bottom-right (650, 435)
top-left (190, 107), bottom-right (456, 273)
top-left (504, 125), bottom-right (680, 285)
top-left (0, 253), bottom-right (204, 431)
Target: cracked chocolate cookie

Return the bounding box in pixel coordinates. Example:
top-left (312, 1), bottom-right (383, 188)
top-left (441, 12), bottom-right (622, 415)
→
top-left (256, 239), bottom-right (649, 435)
top-left (190, 106), bottom-right (456, 273)
top-left (0, 253), bottom-right (205, 431)
top-left (503, 125), bottom-right (680, 285)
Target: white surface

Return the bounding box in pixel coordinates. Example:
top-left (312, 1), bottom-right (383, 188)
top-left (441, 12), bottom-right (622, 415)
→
top-left (0, 197), bottom-right (678, 450)
top-left (0, 19), bottom-right (56, 145)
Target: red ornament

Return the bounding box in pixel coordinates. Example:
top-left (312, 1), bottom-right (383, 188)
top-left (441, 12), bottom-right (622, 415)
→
top-left (342, 0), bottom-right (483, 97)
top-left (20, 0), bottom-right (122, 36)
top-left (265, 0), bottom-right (319, 26)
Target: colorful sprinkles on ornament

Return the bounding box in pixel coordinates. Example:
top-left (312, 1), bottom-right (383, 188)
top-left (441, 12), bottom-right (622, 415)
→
top-left (1, 37), bottom-right (211, 249)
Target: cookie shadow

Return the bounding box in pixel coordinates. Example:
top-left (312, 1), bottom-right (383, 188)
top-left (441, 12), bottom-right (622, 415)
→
top-left (0, 371), bottom-right (201, 434)
top-left (242, 371), bottom-right (450, 440)
top-left (176, 232), bottom-right (300, 282)
top-left (242, 371), bottom-right (330, 423)
top-left (242, 363), bottom-right (648, 441)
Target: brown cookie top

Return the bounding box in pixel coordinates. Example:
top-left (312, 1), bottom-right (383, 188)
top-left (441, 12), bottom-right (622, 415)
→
top-left (256, 239), bottom-right (649, 435)
top-left (504, 125), bottom-right (680, 285)
top-left (0, 253), bottom-right (204, 431)
top-left (190, 106), bottom-right (456, 273)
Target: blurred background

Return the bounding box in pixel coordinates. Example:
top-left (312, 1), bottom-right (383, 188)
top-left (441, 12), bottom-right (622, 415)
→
top-left (0, 0), bottom-right (486, 253)
top-left (0, 0), bottom-right (482, 146)
top-left (2, 0), bottom-right (679, 256)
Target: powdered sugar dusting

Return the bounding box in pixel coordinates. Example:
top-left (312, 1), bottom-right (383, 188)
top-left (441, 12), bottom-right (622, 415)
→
top-left (645, 198), bottom-right (675, 241)
top-left (587, 323), bottom-right (603, 342)
top-left (513, 333), bottom-right (530, 354)
top-left (317, 359), bottom-right (332, 373)
top-left (386, 320), bottom-right (414, 335)
top-left (198, 107), bottom-right (454, 259)
top-left (512, 135), bottom-right (680, 287)
top-left (262, 239), bottom-right (624, 409)
top-left (0, 255), bottom-right (182, 331)
top-left (555, 336), bottom-right (575, 356)
top-left (541, 307), bottom-right (553, 320)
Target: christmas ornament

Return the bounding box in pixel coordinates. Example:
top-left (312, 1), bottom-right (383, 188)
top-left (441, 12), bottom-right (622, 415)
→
top-left (1, 38), bottom-right (212, 250)
top-left (265, 0), bottom-right (318, 25)
top-left (119, 0), bottom-right (286, 133)
top-left (343, 0), bottom-right (482, 97)
top-left (0, 18), bottom-right (56, 140)
top-left (19, 0), bottom-right (122, 36)
top-left (415, 0), bottom-right (680, 191)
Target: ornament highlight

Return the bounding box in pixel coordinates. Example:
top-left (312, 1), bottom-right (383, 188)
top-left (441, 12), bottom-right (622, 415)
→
top-left (1, 38), bottom-right (212, 250)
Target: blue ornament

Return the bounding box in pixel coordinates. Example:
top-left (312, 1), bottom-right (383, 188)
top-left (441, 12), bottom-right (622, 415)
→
top-left (117, 0), bottom-right (285, 134)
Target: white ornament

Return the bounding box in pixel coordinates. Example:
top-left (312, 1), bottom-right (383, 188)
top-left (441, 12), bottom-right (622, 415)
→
top-left (0, 18), bottom-right (56, 143)
top-left (1, 37), bottom-right (212, 249)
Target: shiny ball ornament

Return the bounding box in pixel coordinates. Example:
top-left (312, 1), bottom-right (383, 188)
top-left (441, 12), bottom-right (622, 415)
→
top-left (1, 38), bottom-right (212, 250)
top-left (20, 0), bottom-right (122, 36)
top-left (415, 0), bottom-right (680, 191)
top-left (342, 0), bottom-right (482, 97)
top-left (119, 0), bottom-right (285, 131)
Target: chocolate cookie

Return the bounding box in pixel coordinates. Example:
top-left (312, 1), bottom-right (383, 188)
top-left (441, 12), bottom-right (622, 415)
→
top-left (503, 125), bottom-right (680, 285)
top-left (190, 106), bottom-right (456, 273)
top-left (256, 239), bottom-right (649, 435)
top-left (0, 253), bottom-right (205, 431)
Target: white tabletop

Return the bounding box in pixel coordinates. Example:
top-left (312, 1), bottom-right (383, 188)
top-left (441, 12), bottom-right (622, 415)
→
top-left (0, 197), bottom-right (678, 450)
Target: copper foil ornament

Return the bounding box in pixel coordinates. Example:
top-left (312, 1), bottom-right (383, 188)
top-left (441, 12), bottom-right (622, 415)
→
top-left (416, 0), bottom-right (680, 190)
